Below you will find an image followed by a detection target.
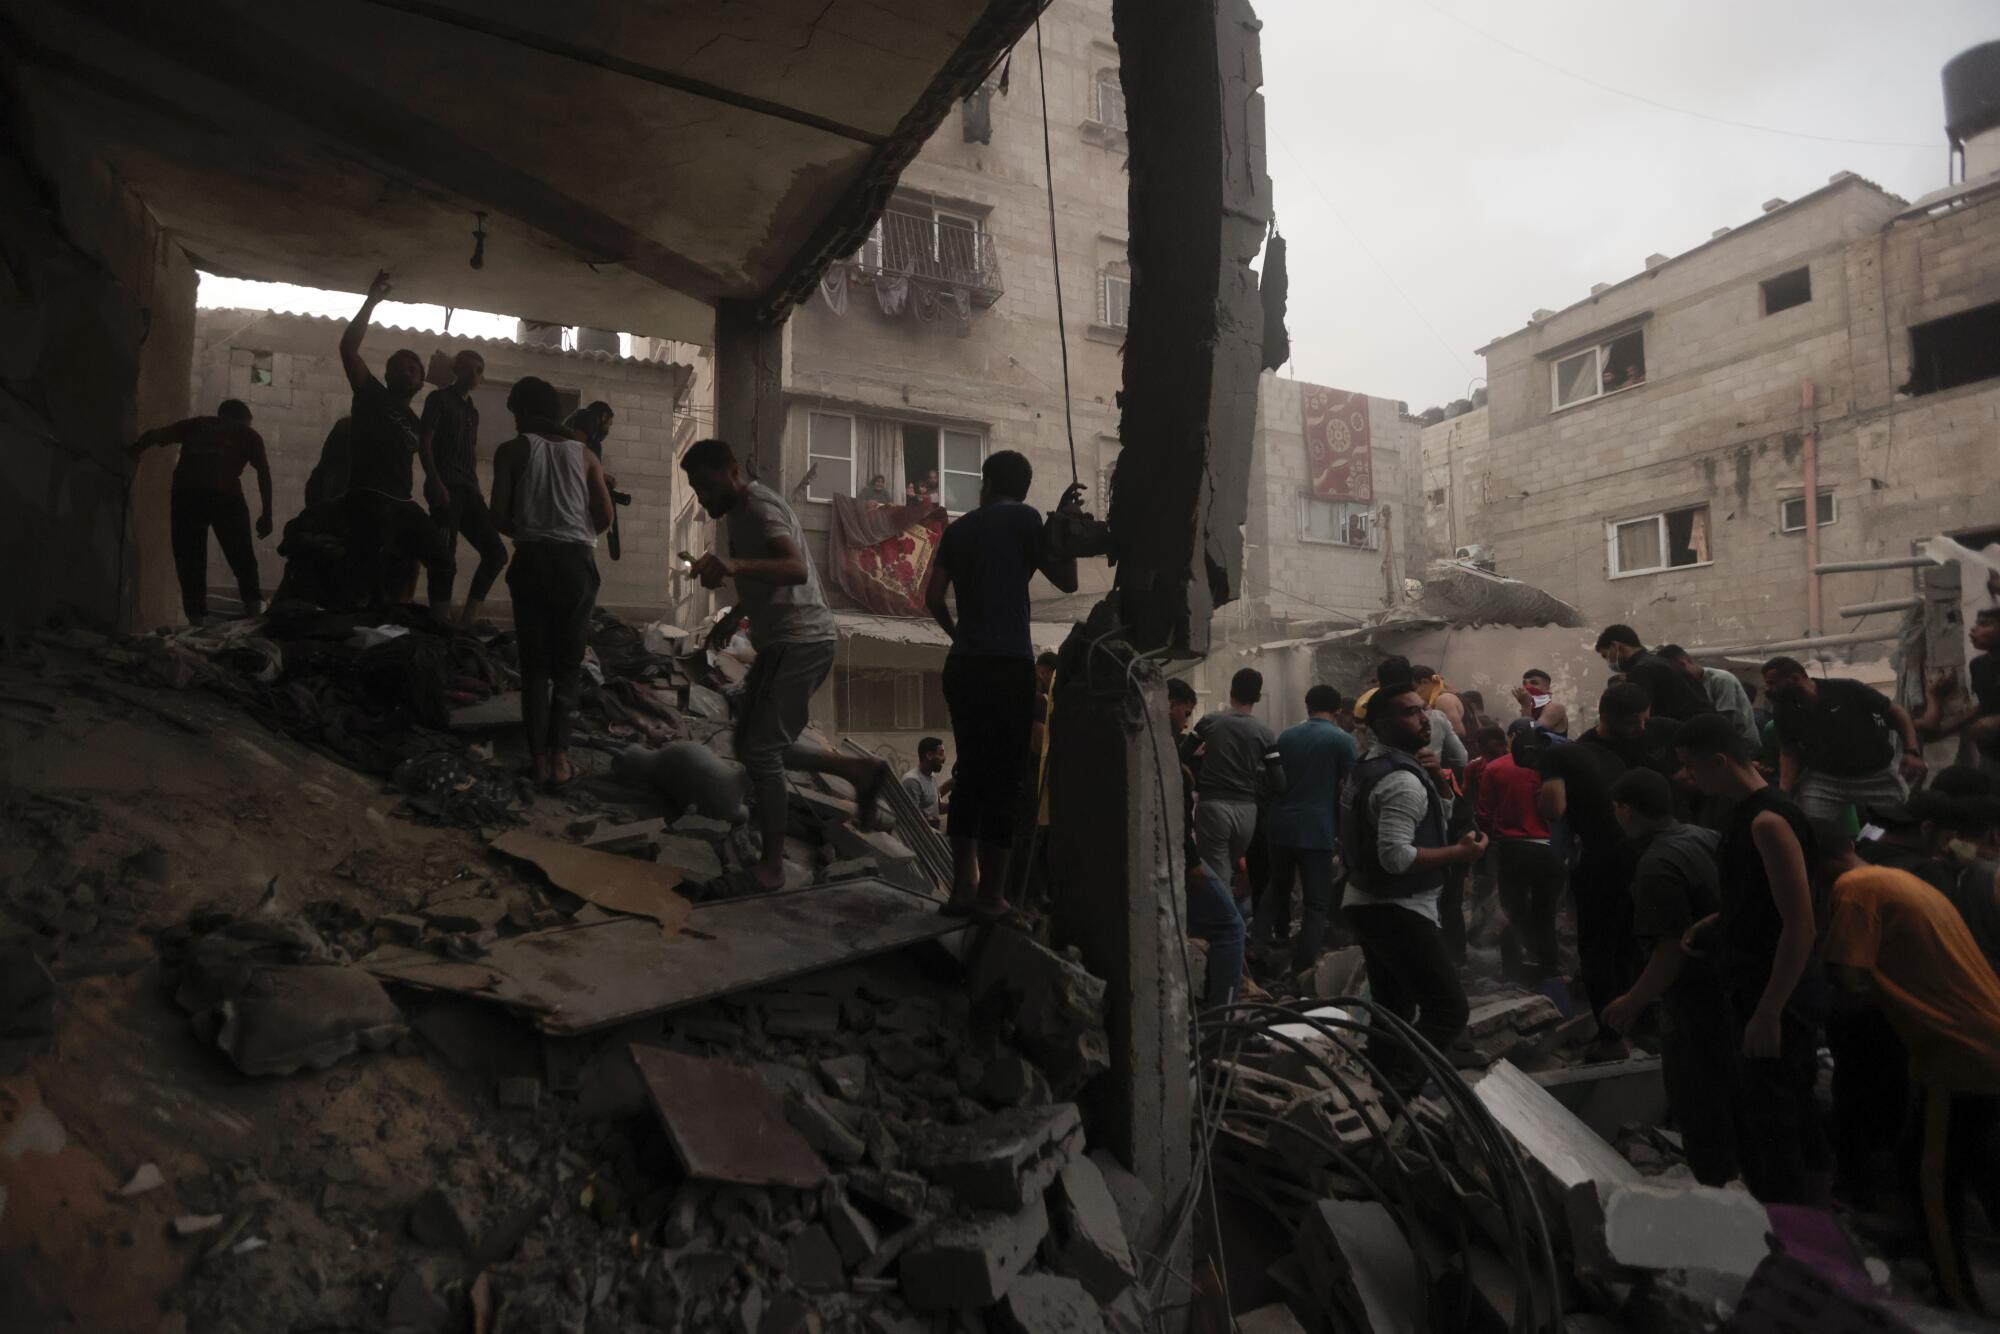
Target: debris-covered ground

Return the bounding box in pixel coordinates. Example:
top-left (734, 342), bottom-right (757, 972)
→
top-left (2, 612), bottom-right (1994, 1331)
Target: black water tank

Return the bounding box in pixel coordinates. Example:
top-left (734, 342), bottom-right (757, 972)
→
top-left (1944, 41), bottom-right (2000, 147)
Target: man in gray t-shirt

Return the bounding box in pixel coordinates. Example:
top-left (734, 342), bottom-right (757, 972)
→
top-left (1190, 668), bottom-right (1281, 895)
top-left (683, 439), bottom-right (891, 890)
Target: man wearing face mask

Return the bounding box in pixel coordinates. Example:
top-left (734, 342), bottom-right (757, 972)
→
top-left (1763, 656), bottom-right (1926, 821)
top-left (1512, 668), bottom-right (1569, 737)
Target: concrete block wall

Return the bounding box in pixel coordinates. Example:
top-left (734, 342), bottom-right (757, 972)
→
top-left (1438, 175), bottom-right (2000, 651)
top-left (1245, 375), bottom-right (1426, 624)
top-left (1419, 407), bottom-right (1488, 559)
top-left (189, 309), bottom-right (702, 615)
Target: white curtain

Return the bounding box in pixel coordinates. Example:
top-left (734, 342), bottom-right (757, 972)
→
top-left (856, 418), bottom-right (902, 500)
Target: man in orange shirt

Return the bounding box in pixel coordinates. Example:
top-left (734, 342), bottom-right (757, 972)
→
top-left (1821, 826), bottom-right (2000, 1313)
top-left (130, 398), bottom-right (273, 623)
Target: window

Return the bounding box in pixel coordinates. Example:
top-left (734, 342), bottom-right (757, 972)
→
top-left (835, 667), bottom-right (949, 732)
top-left (1779, 490), bottom-right (1837, 533)
top-left (1551, 329), bottom-right (1646, 410)
top-left (857, 197), bottom-right (1002, 300)
top-left (807, 411), bottom-right (855, 501)
top-left (1299, 495), bottom-right (1376, 548)
top-left (898, 422), bottom-right (986, 511)
top-left (248, 350), bottom-right (274, 386)
top-left (1092, 69), bottom-right (1127, 131)
top-left (1608, 504), bottom-right (1711, 577)
top-left (1099, 273), bottom-right (1131, 329)
top-left (1904, 302), bottom-right (2000, 396)
top-left (1761, 267), bottom-right (1812, 316)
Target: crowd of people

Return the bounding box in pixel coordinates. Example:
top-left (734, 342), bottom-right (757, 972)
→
top-left (1169, 625), bottom-right (2000, 1312)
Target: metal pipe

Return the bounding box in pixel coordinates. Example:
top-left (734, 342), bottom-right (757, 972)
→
top-left (1812, 556), bottom-right (1942, 574)
top-left (1838, 597), bottom-right (1922, 617)
top-left (1690, 628), bottom-right (1901, 658)
top-left (1801, 380), bottom-right (1822, 635)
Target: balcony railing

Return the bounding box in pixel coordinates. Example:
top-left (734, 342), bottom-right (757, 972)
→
top-left (858, 208), bottom-right (1004, 306)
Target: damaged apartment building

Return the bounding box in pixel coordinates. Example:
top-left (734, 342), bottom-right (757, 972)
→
top-left (1421, 63), bottom-right (2000, 669)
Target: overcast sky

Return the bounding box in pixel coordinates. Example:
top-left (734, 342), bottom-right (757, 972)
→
top-left (1258, 0), bottom-right (1996, 410)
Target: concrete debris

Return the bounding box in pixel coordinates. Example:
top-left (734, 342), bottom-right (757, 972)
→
top-left (786, 1223), bottom-right (847, 1291)
top-left (1048, 1154), bottom-right (1136, 1302)
top-left (899, 1197), bottom-right (1049, 1310)
top-left (907, 1103), bottom-right (1084, 1211)
top-left (1235, 1303), bottom-right (1309, 1334)
top-left (784, 1086), bottom-right (869, 1166)
top-left (825, 1192), bottom-right (882, 1267)
top-left (173, 1213), bottom-right (225, 1237)
top-left (817, 1053), bottom-right (870, 1102)
top-left (117, 1162), bottom-right (166, 1196)
top-left (1295, 1199), bottom-right (1423, 1334)
top-left (495, 1075), bottom-right (541, 1110)
top-left (996, 1274), bottom-right (1106, 1334)
top-left (632, 1046), bottom-right (829, 1189)
top-left (1569, 1180), bottom-right (1773, 1280)
top-left (1309, 946), bottom-right (1366, 1000)
top-left (1531, 1056), bottom-right (1669, 1143)
top-left (1464, 989), bottom-right (1563, 1039)
top-left (407, 1186), bottom-right (478, 1253)
top-left (965, 929), bottom-right (1110, 1099)
top-left (1472, 1060), bottom-right (1638, 1217)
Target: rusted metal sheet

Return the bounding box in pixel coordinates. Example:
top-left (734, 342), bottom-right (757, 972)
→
top-left (364, 879), bottom-right (963, 1034)
top-left (631, 1045), bottom-right (827, 1189)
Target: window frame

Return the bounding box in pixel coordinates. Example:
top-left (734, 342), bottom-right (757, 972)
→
top-left (1760, 266), bottom-right (1813, 316)
top-left (805, 409), bottom-right (857, 504)
top-left (1778, 489), bottom-right (1837, 534)
top-left (1092, 69), bottom-right (1128, 131)
top-left (940, 427), bottom-right (985, 515)
top-left (1297, 493), bottom-right (1377, 549)
top-left (1606, 503), bottom-right (1713, 579)
top-left (1099, 272), bottom-right (1131, 329)
top-left (1549, 328), bottom-right (1646, 412)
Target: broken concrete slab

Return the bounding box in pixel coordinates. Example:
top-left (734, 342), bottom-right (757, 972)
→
top-left (192, 962), bottom-right (406, 1077)
top-left (365, 880), bottom-right (962, 1035)
top-left (423, 895), bottom-right (510, 935)
top-left (631, 1046), bottom-right (827, 1189)
top-left (907, 1103), bottom-right (1084, 1211)
top-left (655, 834), bottom-right (725, 880)
top-left (1235, 1304), bottom-right (1309, 1334)
top-left (490, 830), bottom-right (691, 935)
top-left (899, 1197), bottom-right (1049, 1310)
top-left (1086, 1149), bottom-right (1158, 1262)
top-left (1310, 947), bottom-right (1366, 1000)
top-left (582, 817), bottom-right (666, 853)
top-left (786, 1224), bottom-right (846, 1291)
top-left (1568, 1180), bottom-right (1773, 1280)
top-left (1531, 1057), bottom-right (1668, 1143)
top-left (1296, 1199), bottom-right (1422, 1334)
top-left (996, 1274), bottom-right (1106, 1334)
top-left (965, 929), bottom-right (1110, 1099)
top-left (1465, 990), bottom-right (1563, 1039)
top-left (825, 1193), bottom-right (881, 1267)
top-left (783, 1086), bottom-right (867, 1166)
top-left (816, 1053), bottom-right (869, 1102)
top-left (1472, 1060), bottom-right (1638, 1213)
top-left (1049, 1154), bottom-right (1136, 1303)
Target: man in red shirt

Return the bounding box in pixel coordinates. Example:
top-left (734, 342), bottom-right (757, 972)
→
top-left (1476, 720), bottom-right (1563, 982)
top-left (130, 398), bottom-right (273, 623)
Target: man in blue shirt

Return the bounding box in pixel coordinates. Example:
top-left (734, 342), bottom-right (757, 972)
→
top-left (926, 450), bottom-right (1078, 918)
top-left (1255, 684), bottom-right (1357, 974)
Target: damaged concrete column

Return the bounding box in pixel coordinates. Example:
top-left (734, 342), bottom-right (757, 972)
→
top-left (712, 298), bottom-right (784, 481)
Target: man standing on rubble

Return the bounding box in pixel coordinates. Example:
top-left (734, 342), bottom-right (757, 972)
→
top-left (1255, 685), bottom-right (1357, 975)
top-left (129, 398), bottom-right (274, 623)
top-left (1340, 679), bottom-right (1483, 1085)
top-left (1764, 656), bottom-right (1926, 821)
top-left (1191, 669), bottom-right (1282, 904)
top-left (338, 271), bottom-right (450, 608)
top-left (1477, 720), bottom-right (1563, 984)
top-left (924, 450), bottom-right (1078, 918)
top-left (682, 438), bottom-right (895, 891)
top-left (1602, 768), bottom-right (1739, 1188)
top-left (418, 349), bottom-right (508, 624)
top-left (1676, 712), bottom-right (1828, 1205)
top-left (1594, 624), bottom-right (1709, 721)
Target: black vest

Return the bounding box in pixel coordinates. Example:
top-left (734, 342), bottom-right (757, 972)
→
top-left (1341, 749), bottom-right (1447, 898)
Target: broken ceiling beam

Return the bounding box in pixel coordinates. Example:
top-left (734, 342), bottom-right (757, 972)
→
top-left (363, 879), bottom-right (964, 1034)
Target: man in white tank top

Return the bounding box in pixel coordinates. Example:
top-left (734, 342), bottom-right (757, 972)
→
top-left (490, 376), bottom-right (614, 791)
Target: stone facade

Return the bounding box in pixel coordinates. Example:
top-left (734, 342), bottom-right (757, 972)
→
top-left (1426, 171), bottom-right (2000, 656)
top-left (188, 310), bottom-right (702, 616)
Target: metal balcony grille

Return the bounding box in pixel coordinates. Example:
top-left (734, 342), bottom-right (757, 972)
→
top-left (858, 208), bottom-right (1004, 306)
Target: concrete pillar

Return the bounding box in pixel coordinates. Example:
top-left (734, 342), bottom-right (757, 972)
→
top-left (713, 299), bottom-right (785, 480)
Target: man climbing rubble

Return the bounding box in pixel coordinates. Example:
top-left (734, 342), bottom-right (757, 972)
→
top-left (682, 437), bottom-right (893, 890)
top-left (417, 348), bottom-right (508, 625)
top-left (1764, 655), bottom-right (1926, 820)
top-left (129, 397), bottom-right (273, 623)
top-left (1338, 677), bottom-right (1481, 1087)
top-left (924, 450), bottom-right (1078, 919)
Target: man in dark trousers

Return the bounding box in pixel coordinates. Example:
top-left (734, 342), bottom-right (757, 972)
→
top-left (1676, 712), bottom-right (1828, 1205)
top-left (1191, 668), bottom-right (1282, 905)
top-left (129, 398), bottom-right (273, 623)
top-left (1602, 767), bottom-right (1739, 1188)
top-left (1595, 623), bottom-right (1710, 720)
top-left (1340, 679), bottom-right (1484, 1087)
top-left (1764, 655), bottom-right (1925, 820)
top-left (418, 349), bottom-right (508, 624)
top-left (1256, 684), bottom-right (1357, 974)
top-left (337, 270), bottom-right (449, 607)
top-left (925, 450), bottom-right (1078, 918)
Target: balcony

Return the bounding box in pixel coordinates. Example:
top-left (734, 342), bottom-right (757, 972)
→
top-left (858, 207), bottom-right (1005, 307)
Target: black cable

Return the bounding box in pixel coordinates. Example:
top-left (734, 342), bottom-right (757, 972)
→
top-left (1033, 13), bottom-right (1080, 488)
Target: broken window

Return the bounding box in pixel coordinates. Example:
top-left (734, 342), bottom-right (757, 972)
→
top-left (835, 667), bottom-right (949, 732)
top-left (1904, 302), bottom-right (2000, 395)
top-left (1299, 496), bottom-right (1375, 548)
top-left (807, 411), bottom-right (855, 502)
top-left (1551, 329), bottom-right (1646, 410)
top-left (248, 350), bottom-right (274, 387)
top-left (1093, 70), bottom-right (1127, 131)
top-left (1760, 266), bottom-right (1811, 316)
top-left (1609, 504), bottom-right (1710, 577)
top-left (1099, 273), bottom-right (1131, 329)
top-left (1779, 489), bottom-right (1836, 533)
